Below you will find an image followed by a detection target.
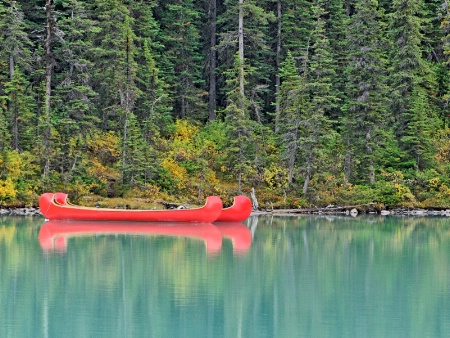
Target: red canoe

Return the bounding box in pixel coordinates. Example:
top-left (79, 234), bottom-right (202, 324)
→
top-left (38, 221), bottom-right (223, 254)
top-left (215, 195), bottom-right (253, 222)
top-left (39, 193), bottom-right (223, 223)
top-left (46, 192), bottom-right (253, 222)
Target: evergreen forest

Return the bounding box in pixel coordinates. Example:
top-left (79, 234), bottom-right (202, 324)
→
top-left (1, 0), bottom-right (450, 209)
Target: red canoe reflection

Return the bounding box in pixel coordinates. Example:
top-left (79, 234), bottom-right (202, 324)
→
top-left (215, 222), bottom-right (252, 254)
top-left (38, 221), bottom-right (223, 254)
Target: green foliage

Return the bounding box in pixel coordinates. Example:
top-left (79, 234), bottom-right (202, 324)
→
top-left (0, 0), bottom-right (449, 208)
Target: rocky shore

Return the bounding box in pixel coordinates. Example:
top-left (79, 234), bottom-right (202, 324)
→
top-left (252, 207), bottom-right (450, 217)
top-left (0, 207), bottom-right (42, 217)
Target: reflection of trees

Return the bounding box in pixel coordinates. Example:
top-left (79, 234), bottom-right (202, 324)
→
top-left (2, 216), bottom-right (450, 336)
top-left (243, 215), bottom-right (450, 337)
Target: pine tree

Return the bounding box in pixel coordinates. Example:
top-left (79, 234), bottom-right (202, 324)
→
top-left (440, 0), bottom-right (450, 125)
top-left (130, 0), bottom-right (171, 132)
top-left (300, 1), bottom-right (337, 194)
top-left (91, 0), bottom-right (132, 130)
top-left (120, 14), bottom-right (139, 185)
top-left (0, 104), bottom-right (10, 152)
top-left (217, 0), bottom-right (275, 122)
top-left (223, 52), bottom-right (255, 194)
top-left (90, 0), bottom-right (141, 185)
top-left (343, 0), bottom-right (391, 184)
top-left (154, 0), bottom-right (206, 120)
top-left (277, 51), bottom-right (309, 184)
top-left (42, 0), bottom-right (57, 179)
top-left (137, 40), bottom-right (172, 143)
top-left (0, 1), bottom-right (32, 80)
top-left (121, 112), bottom-right (147, 186)
top-left (388, 0), bottom-right (438, 170)
top-left (272, 0), bottom-right (314, 131)
top-left (53, 0), bottom-right (98, 128)
top-left (50, 0), bottom-right (99, 179)
top-left (323, 0), bottom-right (349, 120)
top-left (0, 1), bottom-right (33, 151)
top-left (4, 67), bottom-right (34, 152)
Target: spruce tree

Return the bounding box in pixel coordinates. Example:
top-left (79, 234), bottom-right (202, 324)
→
top-left (301, 1), bottom-right (337, 194)
top-left (42, 0), bottom-right (57, 179)
top-left (440, 0), bottom-right (450, 125)
top-left (388, 0), bottom-right (438, 170)
top-left (51, 0), bottom-right (99, 178)
top-left (323, 0), bottom-right (349, 120)
top-left (91, 0), bottom-right (133, 131)
top-left (154, 0), bottom-right (206, 120)
top-left (0, 1), bottom-right (32, 79)
top-left (343, 0), bottom-right (391, 184)
top-left (273, 0), bottom-right (313, 131)
top-left (0, 1), bottom-right (33, 151)
top-left (277, 51), bottom-right (309, 185)
top-left (91, 0), bottom-right (141, 185)
top-left (223, 52), bottom-right (255, 194)
top-left (137, 40), bottom-right (172, 143)
top-left (217, 0), bottom-right (275, 122)
top-left (53, 0), bottom-right (98, 129)
top-left (4, 68), bottom-right (34, 152)
top-left (121, 112), bottom-right (147, 186)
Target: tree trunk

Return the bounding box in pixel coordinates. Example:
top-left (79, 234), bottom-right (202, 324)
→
top-left (237, 131), bottom-right (243, 195)
top-left (303, 121), bottom-right (317, 194)
top-left (302, 150), bottom-right (312, 195)
top-left (274, 0), bottom-right (281, 133)
top-left (366, 129), bottom-right (375, 184)
top-left (238, 0), bottom-right (245, 111)
top-left (9, 53), bottom-right (14, 79)
top-left (43, 0), bottom-right (54, 179)
top-left (288, 120), bottom-right (300, 184)
top-left (250, 187), bottom-right (259, 209)
top-left (9, 54), bottom-right (19, 151)
top-left (208, 0), bottom-right (217, 121)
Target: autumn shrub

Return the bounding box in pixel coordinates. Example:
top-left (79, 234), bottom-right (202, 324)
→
top-left (262, 164), bottom-right (288, 191)
top-left (0, 178), bottom-right (16, 204)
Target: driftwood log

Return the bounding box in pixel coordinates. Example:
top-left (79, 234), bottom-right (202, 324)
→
top-left (266, 203), bottom-right (377, 215)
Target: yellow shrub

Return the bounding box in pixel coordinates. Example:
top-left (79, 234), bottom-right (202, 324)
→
top-left (428, 177), bottom-right (440, 189)
top-left (437, 184), bottom-right (450, 198)
top-left (394, 183), bottom-right (416, 206)
top-left (161, 158), bottom-right (188, 189)
top-left (173, 119), bottom-right (199, 142)
top-left (0, 178), bottom-right (17, 201)
top-left (263, 165), bottom-right (288, 190)
top-left (3, 151), bottom-right (22, 181)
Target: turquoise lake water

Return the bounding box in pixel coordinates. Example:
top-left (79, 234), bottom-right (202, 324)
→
top-left (1, 215), bottom-right (450, 337)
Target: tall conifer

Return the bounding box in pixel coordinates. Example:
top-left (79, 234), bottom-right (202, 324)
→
top-left (343, 0), bottom-right (391, 183)
top-left (277, 51), bottom-right (309, 184)
top-left (0, 1), bottom-right (33, 151)
top-left (154, 0), bottom-right (206, 120)
top-left (301, 1), bottom-right (337, 194)
top-left (223, 52), bottom-right (255, 194)
top-left (388, 0), bottom-right (438, 170)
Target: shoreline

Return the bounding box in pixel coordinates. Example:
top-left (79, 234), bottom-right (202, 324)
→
top-left (251, 208), bottom-right (450, 217)
top-left (1, 206), bottom-right (450, 217)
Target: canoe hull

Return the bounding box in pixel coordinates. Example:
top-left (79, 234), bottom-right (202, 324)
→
top-left (215, 195), bottom-right (252, 222)
top-left (39, 193), bottom-right (223, 223)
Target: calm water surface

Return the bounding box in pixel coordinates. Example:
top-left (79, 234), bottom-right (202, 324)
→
top-left (1, 215), bottom-right (450, 337)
